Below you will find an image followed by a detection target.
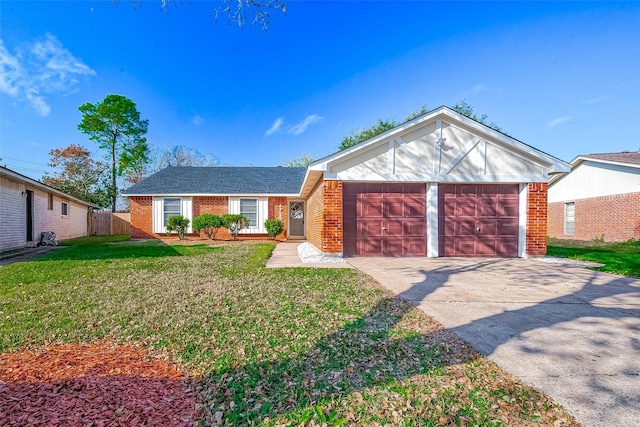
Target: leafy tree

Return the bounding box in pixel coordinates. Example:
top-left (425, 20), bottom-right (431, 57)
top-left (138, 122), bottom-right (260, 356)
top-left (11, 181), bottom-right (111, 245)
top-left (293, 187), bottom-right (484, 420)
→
top-left (264, 218), bottom-right (284, 239)
top-left (121, 0), bottom-right (286, 31)
top-left (165, 215), bottom-right (190, 240)
top-left (193, 214), bottom-right (224, 240)
top-left (338, 101), bottom-right (504, 151)
top-left (221, 214), bottom-right (249, 240)
top-left (282, 153), bottom-right (314, 168)
top-left (78, 94), bottom-right (149, 212)
top-left (42, 145), bottom-right (111, 208)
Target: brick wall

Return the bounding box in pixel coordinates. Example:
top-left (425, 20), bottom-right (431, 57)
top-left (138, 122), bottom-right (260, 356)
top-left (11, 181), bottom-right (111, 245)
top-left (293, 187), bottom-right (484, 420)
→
top-left (548, 192), bottom-right (640, 241)
top-left (306, 179), bottom-right (324, 251)
top-left (322, 180), bottom-right (343, 255)
top-left (192, 196), bottom-right (231, 239)
top-left (268, 196), bottom-right (288, 240)
top-left (526, 182), bottom-right (548, 256)
top-left (130, 196), bottom-right (154, 239)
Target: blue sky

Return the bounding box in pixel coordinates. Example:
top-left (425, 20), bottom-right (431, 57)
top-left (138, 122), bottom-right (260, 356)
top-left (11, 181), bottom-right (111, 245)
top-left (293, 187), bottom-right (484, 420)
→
top-left (2, 1), bottom-right (640, 180)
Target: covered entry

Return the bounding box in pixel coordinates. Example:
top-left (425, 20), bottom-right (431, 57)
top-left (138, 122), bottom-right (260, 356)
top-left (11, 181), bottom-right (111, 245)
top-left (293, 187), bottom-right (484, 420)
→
top-left (343, 183), bottom-right (426, 256)
top-left (438, 184), bottom-right (519, 256)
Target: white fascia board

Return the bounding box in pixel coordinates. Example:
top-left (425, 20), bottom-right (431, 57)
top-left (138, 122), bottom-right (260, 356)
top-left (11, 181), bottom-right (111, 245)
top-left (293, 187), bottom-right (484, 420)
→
top-left (0, 166), bottom-right (96, 208)
top-left (122, 193), bottom-right (299, 197)
top-left (330, 172), bottom-right (549, 183)
top-left (573, 156), bottom-right (640, 170)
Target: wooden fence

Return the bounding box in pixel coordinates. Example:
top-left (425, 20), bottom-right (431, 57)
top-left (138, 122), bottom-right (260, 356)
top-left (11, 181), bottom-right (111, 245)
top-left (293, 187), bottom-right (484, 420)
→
top-left (89, 212), bottom-right (131, 236)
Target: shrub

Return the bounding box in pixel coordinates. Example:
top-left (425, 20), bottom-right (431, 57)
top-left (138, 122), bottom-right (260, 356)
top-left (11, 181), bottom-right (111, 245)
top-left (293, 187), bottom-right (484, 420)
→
top-left (165, 215), bottom-right (190, 240)
top-left (264, 218), bottom-right (284, 240)
top-left (193, 214), bottom-right (223, 240)
top-left (221, 214), bottom-right (249, 241)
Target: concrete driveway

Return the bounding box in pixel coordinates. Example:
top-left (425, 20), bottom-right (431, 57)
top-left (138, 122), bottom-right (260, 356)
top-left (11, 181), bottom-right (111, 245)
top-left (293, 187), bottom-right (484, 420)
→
top-left (347, 257), bottom-right (640, 427)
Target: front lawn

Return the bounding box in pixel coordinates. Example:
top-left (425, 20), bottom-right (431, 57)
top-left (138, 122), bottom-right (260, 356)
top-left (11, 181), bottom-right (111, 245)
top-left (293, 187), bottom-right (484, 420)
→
top-left (547, 238), bottom-right (640, 277)
top-left (0, 236), bottom-right (577, 426)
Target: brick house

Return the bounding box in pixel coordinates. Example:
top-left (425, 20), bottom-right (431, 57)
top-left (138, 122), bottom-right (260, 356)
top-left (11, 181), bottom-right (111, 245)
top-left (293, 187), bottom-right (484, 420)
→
top-left (0, 166), bottom-right (94, 251)
top-left (125, 106), bottom-right (570, 257)
top-left (548, 152), bottom-right (640, 242)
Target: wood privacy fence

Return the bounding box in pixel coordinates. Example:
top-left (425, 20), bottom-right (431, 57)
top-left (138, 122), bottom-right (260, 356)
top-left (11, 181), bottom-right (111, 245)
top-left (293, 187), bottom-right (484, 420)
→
top-left (89, 212), bottom-right (131, 236)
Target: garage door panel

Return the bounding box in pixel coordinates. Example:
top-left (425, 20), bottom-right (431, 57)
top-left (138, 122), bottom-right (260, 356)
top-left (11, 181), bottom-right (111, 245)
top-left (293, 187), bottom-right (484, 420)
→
top-left (439, 184), bottom-right (519, 257)
top-left (343, 183), bottom-right (427, 256)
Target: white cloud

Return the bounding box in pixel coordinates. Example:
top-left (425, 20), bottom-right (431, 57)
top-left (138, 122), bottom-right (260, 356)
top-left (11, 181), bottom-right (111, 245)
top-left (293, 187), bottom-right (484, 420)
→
top-left (585, 95), bottom-right (608, 105)
top-left (287, 114), bottom-right (324, 135)
top-left (546, 115), bottom-right (572, 128)
top-left (472, 83), bottom-right (488, 93)
top-left (0, 34), bottom-right (95, 116)
top-left (191, 115), bottom-right (204, 125)
top-left (265, 117), bottom-right (284, 136)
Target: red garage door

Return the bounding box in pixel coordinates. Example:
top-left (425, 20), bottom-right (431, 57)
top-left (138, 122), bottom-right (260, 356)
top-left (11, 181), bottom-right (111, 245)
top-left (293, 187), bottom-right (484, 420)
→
top-left (343, 183), bottom-right (426, 256)
top-left (439, 184), bottom-right (519, 257)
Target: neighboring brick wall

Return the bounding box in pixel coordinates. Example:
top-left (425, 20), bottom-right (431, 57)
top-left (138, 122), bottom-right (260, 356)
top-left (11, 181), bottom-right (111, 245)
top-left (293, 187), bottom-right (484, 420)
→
top-left (268, 196), bottom-right (288, 240)
top-left (306, 178), bottom-right (324, 251)
top-left (322, 180), bottom-right (343, 255)
top-left (130, 196), bottom-right (154, 239)
top-left (526, 182), bottom-right (548, 256)
top-left (548, 192), bottom-right (640, 242)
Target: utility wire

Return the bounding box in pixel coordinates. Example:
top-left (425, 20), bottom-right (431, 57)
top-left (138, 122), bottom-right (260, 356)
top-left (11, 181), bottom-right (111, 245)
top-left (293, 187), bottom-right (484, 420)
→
top-left (0, 156), bottom-right (50, 167)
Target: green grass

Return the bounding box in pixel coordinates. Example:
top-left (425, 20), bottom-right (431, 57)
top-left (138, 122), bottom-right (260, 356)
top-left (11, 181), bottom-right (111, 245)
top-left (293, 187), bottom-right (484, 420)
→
top-left (547, 238), bottom-right (640, 277)
top-left (0, 236), bottom-right (577, 426)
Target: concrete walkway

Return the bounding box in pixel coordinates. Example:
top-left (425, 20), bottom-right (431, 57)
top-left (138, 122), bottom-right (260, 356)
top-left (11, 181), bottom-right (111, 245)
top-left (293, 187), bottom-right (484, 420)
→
top-left (266, 242), bottom-right (352, 268)
top-left (347, 257), bottom-right (640, 427)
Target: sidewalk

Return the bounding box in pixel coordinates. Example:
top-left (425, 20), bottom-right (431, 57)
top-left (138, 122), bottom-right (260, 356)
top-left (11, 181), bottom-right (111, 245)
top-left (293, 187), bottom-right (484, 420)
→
top-left (266, 242), bottom-right (352, 269)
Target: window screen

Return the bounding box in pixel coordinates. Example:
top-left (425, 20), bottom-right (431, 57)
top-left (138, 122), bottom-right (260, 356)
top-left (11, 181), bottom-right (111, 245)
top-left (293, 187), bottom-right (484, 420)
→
top-left (48, 194), bottom-right (53, 210)
top-left (240, 199), bottom-right (257, 227)
top-left (164, 198), bottom-right (181, 226)
top-left (564, 202), bottom-right (575, 235)
top-left (61, 202), bottom-right (68, 216)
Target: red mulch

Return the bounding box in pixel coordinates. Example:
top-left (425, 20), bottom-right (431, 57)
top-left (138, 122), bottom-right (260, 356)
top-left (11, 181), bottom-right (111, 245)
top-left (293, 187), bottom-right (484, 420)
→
top-left (0, 342), bottom-right (202, 426)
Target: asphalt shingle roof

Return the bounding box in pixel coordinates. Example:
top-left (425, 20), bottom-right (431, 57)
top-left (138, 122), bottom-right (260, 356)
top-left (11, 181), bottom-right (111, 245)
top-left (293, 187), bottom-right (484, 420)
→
top-left (581, 152), bottom-right (640, 166)
top-left (122, 166), bottom-right (306, 195)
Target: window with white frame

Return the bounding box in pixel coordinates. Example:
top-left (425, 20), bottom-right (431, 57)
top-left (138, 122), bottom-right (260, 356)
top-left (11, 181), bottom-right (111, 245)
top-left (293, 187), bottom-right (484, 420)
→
top-left (163, 197), bottom-right (181, 226)
top-left (61, 202), bottom-right (69, 216)
top-left (564, 202), bottom-right (575, 235)
top-left (240, 198), bottom-right (258, 227)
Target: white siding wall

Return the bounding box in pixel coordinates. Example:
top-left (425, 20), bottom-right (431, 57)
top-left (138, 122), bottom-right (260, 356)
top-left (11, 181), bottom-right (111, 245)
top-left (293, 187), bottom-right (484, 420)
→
top-left (152, 196), bottom-right (193, 234)
top-left (229, 196), bottom-right (268, 234)
top-left (549, 161), bottom-right (640, 203)
top-left (1, 176), bottom-right (89, 251)
top-left (0, 176), bottom-right (26, 250)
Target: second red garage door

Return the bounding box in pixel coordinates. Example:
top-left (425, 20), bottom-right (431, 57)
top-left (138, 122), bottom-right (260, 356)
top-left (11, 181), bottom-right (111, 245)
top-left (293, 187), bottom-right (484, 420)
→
top-left (343, 183), bottom-right (426, 256)
top-left (438, 184), bottom-right (520, 257)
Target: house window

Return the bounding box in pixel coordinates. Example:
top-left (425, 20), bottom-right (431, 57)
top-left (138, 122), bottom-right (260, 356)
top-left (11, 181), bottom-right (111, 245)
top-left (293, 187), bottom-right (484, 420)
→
top-left (48, 194), bottom-right (53, 210)
top-left (61, 202), bottom-right (69, 216)
top-left (240, 198), bottom-right (257, 227)
top-left (564, 202), bottom-right (575, 235)
top-left (163, 198), bottom-right (181, 226)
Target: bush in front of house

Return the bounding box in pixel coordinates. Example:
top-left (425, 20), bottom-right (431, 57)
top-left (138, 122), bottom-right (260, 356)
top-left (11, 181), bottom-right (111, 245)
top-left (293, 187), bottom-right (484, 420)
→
top-left (264, 218), bottom-right (284, 240)
top-left (193, 214), bottom-right (223, 240)
top-left (221, 214), bottom-right (249, 241)
top-left (166, 215), bottom-right (190, 240)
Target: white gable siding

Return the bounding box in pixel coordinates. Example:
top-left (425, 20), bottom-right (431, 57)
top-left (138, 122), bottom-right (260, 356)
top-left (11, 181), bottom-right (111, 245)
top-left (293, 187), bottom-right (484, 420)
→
top-left (549, 161), bottom-right (640, 203)
top-left (326, 119), bottom-right (549, 183)
top-left (229, 196), bottom-right (268, 234)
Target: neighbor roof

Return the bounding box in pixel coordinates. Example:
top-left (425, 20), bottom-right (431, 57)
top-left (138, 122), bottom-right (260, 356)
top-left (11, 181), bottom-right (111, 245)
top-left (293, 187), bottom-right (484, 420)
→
top-left (579, 152), bottom-right (640, 167)
top-left (122, 166), bottom-right (307, 196)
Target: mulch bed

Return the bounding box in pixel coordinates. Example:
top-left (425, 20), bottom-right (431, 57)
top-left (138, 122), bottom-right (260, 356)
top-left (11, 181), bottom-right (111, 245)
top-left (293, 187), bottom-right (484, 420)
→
top-left (0, 342), bottom-right (202, 426)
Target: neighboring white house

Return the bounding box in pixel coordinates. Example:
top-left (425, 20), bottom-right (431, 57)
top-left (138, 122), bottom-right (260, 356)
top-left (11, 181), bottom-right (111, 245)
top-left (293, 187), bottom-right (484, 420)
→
top-left (0, 166), bottom-right (94, 251)
top-left (548, 152), bottom-right (640, 241)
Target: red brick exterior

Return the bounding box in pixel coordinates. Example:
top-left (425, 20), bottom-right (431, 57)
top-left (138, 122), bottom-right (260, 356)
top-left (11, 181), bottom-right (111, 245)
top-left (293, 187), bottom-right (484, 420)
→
top-left (268, 196), bottom-right (288, 240)
top-left (549, 192), bottom-right (640, 242)
top-left (305, 179), bottom-right (343, 254)
top-left (526, 183), bottom-right (548, 256)
top-left (193, 196), bottom-right (228, 216)
top-left (130, 196), bottom-right (154, 239)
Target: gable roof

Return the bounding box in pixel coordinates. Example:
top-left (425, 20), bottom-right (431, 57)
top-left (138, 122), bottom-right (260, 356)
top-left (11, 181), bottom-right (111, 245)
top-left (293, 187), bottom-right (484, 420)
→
top-left (122, 166), bottom-right (307, 196)
top-left (578, 152), bottom-right (640, 167)
top-left (0, 166), bottom-right (96, 208)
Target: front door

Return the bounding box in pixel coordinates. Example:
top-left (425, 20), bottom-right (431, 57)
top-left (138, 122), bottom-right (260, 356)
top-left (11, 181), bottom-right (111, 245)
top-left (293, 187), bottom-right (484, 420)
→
top-left (26, 190), bottom-right (34, 242)
top-left (289, 201), bottom-right (305, 238)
